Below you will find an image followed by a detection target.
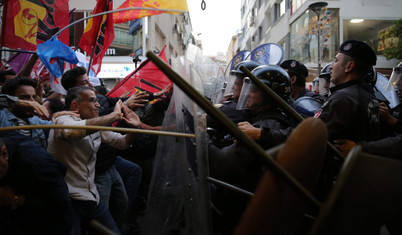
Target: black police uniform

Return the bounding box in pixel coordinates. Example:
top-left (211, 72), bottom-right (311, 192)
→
top-left (207, 99), bottom-right (249, 131)
top-left (208, 107), bottom-right (292, 235)
top-left (315, 79), bottom-right (381, 142)
top-left (389, 103), bottom-right (402, 134)
top-left (206, 99), bottom-right (249, 148)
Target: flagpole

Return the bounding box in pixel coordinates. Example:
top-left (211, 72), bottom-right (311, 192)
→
top-left (86, 1), bottom-right (110, 76)
top-left (51, 7), bottom-right (187, 41)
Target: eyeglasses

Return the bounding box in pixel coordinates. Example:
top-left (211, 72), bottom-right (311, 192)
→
top-left (78, 97), bottom-right (99, 104)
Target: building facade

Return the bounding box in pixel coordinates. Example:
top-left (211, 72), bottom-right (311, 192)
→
top-left (236, 0), bottom-right (401, 77)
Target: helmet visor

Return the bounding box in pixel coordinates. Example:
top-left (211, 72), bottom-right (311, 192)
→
top-left (386, 67), bottom-right (402, 92)
top-left (318, 77), bottom-right (331, 96)
top-left (236, 78), bottom-right (266, 110)
top-left (223, 73), bottom-right (244, 100)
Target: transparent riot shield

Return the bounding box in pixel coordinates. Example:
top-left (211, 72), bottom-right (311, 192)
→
top-left (210, 75), bottom-right (227, 104)
top-left (143, 50), bottom-right (212, 235)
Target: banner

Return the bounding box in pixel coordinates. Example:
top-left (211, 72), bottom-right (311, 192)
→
top-left (0, 0), bottom-right (69, 51)
top-left (113, 0), bottom-right (188, 24)
top-left (79, 0), bottom-right (114, 75)
top-left (106, 45), bottom-right (172, 99)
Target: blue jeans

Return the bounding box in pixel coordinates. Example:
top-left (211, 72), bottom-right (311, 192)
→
top-left (71, 198), bottom-right (121, 235)
top-left (95, 164), bottom-right (128, 229)
top-left (115, 156), bottom-right (142, 208)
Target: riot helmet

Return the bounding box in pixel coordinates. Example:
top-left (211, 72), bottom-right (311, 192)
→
top-left (237, 65), bottom-right (291, 110)
top-left (386, 62), bottom-right (402, 99)
top-left (291, 96), bottom-right (324, 117)
top-left (224, 60), bottom-right (263, 100)
top-left (318, 62), bottom-right (333, 97)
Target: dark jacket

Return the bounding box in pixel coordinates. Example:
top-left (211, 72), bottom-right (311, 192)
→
top-left (95, 94), bottom-right (126, 174)
top-left (0, 133), bottom-right (72, 235)
top-left (208, 107), bottom-right (292, 180)
top-left (316, 79), bottom-right (380, 142)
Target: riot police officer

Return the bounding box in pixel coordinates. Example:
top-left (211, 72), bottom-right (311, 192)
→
top-left (314, 40), bottom-right (381, 142)
top-left (208, 65), bottom-right (293, 234)
top-left (379, 62), bottom-right (402, 134)
top-left (280, 60), bottom-right (326, 117)
top-left (280, 59), bottom-right (326, 103)
top-left (317, 62), bottom-right (333, 98)
top-left (207, 60), bottom-right (262, 147)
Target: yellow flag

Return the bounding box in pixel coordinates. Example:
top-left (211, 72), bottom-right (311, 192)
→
top-left (14, 0), bottom-right (46, 45)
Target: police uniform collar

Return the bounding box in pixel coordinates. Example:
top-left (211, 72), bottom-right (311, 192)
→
top-left (330, 79), bottom-right (364, 93)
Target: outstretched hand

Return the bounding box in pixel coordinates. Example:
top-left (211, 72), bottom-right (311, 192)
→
top-left (126, 90), bottom-right (149, 109)
top-left (155, 84), bottom-right (171, 97)
top-left (121, 105), bottom-right (141, 128)
top-left (112, 99), bottom-right (124, 121)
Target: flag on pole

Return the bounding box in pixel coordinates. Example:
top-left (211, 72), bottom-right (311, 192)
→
top-left (113, 0), bottom-right (189, 24)
top-left (36, 37), bottom-right (79, 78)
top-left (0, 0), bottom-right (69, 51)
top-left (79, 0), bottom-right (114, 75)
top-left (107, 45), bottom-right (172, 99)
top-left (7, 53), bottom-right (32, 74)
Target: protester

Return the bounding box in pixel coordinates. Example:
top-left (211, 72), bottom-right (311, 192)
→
top-left (0, 134), bottom-right (73, 235)
top-left (47, 86), bottom-right (142, 234)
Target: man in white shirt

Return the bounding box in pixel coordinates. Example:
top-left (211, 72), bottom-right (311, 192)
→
top-left (47, 86), bottom-right (141, 235)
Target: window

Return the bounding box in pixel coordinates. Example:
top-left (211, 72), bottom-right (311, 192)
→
top-left (258, 26), bottom-right (263, 41)
top-left (343, 19), bottom-right (396, 56)
top-left (280, 0), bottom-right (286, 17)
top-left (290, 8), bottom-right (339, 65)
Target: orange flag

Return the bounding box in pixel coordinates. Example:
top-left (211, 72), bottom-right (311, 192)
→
top-left (113, 0), bottom-right (188, 24)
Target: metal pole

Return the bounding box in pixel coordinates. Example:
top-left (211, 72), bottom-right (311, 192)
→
top-left (0, 125), bottom-right (196, 138)
top-left (146, 51), bottom-right (323, 209)
top-left (51, 7), bottom-right (187, 41)
top-left (0, 48), bottom-right (36, 54)
top-left (239, 65), bottom-right (345, 160)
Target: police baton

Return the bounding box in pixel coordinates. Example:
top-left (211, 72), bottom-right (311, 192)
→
top-left (239, 65), bottom-right (345, 161)
top-left (146, 51), bottom-right (322, 209)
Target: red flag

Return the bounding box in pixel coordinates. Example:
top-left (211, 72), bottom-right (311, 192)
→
top-left (107, 45), bottom-right (172, 99)
top-left (79, 0), bottom-right (114, 75)
top-left (0, 0), bottom-right (69, 51)
top-left (113, 0), bottom-right (188, 24)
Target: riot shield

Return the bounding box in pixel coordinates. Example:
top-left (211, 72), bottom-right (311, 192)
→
top-left (375, 72), bottom-right (400, 109)
top-left (143, 49), bottom-right (212, 235)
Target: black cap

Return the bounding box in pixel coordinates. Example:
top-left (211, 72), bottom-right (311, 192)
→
top-left (280, 60), bottom-right (308, 79)
top-left (339, 40), bottom-right (377, 66)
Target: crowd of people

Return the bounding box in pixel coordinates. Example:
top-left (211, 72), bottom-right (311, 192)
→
top-left (0, 39), bottom-right (401, 235)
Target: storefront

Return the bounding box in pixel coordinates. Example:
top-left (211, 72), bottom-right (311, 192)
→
top-left (289, 8), bottom-right (340, 67)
